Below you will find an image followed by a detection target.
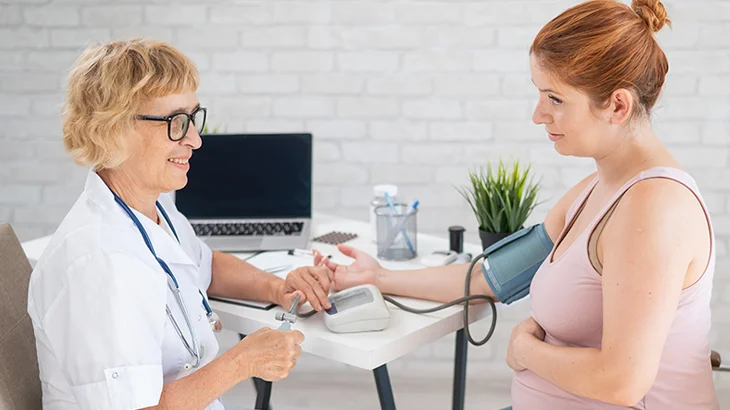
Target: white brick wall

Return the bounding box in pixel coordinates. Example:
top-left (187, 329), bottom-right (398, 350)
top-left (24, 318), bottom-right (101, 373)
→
top-left (2, 0), bottom-right (730, 395)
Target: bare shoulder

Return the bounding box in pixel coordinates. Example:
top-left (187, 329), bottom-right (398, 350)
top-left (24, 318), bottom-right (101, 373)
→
top-left (616, 177), bottom-right (705, 228)
top-left (606, 177), bottom-right (709, 263)
top-left (543, 171), bottom-right (598, 242)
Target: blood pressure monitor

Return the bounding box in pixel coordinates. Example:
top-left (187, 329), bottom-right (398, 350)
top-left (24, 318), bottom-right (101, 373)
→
top-left (323, 284), bottom-right (390, 333)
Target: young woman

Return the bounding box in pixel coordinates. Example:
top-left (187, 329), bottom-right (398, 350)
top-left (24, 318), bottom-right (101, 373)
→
top-left (316, 1), bottom-right (720, 408)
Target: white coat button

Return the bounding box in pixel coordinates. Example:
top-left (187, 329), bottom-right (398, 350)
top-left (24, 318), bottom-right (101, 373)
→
top-left (112, 372), bottom-right (119, 379)
top-left (198, 314), bottom-right (202, 321)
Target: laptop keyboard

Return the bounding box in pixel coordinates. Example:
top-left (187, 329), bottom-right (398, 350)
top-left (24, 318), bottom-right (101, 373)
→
top-left (192, 222), bottom-right (304, 237)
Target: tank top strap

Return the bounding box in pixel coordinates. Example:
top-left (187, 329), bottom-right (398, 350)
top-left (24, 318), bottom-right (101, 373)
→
top-left (585, 167), bottom-right (706, 234)
top-left (565, 176), bottom-right (599, 225)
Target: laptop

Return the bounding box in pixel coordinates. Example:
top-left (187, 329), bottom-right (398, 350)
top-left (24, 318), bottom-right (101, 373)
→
top-left (175, 133), bottom-right (312, 252)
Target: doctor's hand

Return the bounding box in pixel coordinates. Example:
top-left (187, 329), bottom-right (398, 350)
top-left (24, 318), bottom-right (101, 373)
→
top-left (278, 265), bottom-right (332, 312)
top-left (507, 316), bottom-right (545, 372)
top-left (313, 244), bottom-right (383, 292)
top-left (237, 327), bottom-right (304, 382)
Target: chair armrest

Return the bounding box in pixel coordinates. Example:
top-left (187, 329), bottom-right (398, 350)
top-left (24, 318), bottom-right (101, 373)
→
top-left (712, 350), bottom-right (730, 372)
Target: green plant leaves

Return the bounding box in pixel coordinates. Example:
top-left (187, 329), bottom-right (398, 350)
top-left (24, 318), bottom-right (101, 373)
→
top-left (456, 159), bottom-right (541, 234)
top-left (201, 123), bottom-right (223, 134)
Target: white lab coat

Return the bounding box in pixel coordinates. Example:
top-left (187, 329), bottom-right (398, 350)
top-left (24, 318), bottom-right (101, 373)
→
top-left (27, 171), bottom-right (225, 410)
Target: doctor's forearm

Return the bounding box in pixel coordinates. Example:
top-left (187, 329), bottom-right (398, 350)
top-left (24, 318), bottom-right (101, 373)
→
top-left (208, 251), bottom-right (282, 303)
top-left (144, 346), bottom-right (249, 410)
top-left (376, 263), bottom-right (498, 304)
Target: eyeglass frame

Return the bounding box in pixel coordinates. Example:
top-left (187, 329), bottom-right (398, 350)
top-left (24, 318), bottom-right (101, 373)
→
top-left (137, 106), bottom-right (207, 142)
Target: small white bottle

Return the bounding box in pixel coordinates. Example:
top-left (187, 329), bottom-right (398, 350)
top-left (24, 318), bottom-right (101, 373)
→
top-left (370, 185), bottom-right (398, 243)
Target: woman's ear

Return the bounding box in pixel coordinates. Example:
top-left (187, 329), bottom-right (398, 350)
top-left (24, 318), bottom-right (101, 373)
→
top-left (608, 89), bottom-right (635, 124)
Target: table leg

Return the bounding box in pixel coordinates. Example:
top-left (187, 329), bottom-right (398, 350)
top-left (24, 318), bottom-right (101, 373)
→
top-left (254, 379), bottom-right (273, 410)
top-left (372, 364), bottom-right (396, 410)
top-left (452, 328), bottom-right (468, 410)
top-left (240, 334), bottom-right (273, 410)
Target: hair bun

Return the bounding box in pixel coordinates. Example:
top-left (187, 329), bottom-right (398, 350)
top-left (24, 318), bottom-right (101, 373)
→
top-left (632, 0), bottom-right (671, 33)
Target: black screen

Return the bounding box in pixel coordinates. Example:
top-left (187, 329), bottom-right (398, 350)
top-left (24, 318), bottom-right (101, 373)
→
top-left (175, 133), bottom-right (312, 219)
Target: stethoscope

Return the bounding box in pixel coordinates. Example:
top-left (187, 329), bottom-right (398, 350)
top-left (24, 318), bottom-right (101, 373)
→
top-left (112, 192), bottom-right (221, 370)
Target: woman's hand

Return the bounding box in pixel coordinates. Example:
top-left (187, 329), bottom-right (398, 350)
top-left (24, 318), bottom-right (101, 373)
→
top-left (313, 244), bottom-right (384, 291)
top-left (277, 265), bottom-right (332, 312)
top-left (236, 327), bottom-right (304, 382)
top-left (507, 317), bottom-right (546, 372)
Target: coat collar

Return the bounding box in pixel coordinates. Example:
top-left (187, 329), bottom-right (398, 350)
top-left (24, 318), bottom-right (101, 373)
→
top-left (84, 170), bottom-right (196, 267)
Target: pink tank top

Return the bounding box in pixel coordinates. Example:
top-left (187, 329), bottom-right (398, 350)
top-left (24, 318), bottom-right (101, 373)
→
top-left (511, 167), bottom-right (720, 409)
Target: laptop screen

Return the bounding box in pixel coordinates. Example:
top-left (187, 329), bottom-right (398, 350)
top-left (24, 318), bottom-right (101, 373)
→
top-left (175, 133), bottom-right (312, 220)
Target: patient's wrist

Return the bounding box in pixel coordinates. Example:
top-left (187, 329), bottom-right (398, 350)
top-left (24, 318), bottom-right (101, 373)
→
top-left (516, 331), bottom-right (539, 370)
top-left (374, 267), bottom-right (390, 289)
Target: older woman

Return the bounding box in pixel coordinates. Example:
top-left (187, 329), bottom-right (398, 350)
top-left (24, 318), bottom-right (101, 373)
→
top-left (27, 38), bottom-right (332, 410)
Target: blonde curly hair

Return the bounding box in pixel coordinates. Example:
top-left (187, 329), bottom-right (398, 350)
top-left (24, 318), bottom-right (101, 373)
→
top-left (62, 38), bottom-right (199, 170)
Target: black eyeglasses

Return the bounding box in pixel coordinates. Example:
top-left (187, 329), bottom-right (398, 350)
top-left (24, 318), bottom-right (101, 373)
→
top-left (137, 107), bottom-right (207, 141)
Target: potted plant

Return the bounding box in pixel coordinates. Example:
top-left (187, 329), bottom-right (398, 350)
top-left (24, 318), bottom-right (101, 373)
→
top-left (201, 123), bottom-right (223, 135)
top-left (457, 159), bottom-right (541, 250)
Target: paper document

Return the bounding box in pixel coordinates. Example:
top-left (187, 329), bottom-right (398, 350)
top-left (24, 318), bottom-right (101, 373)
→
top-left (246, 250), bottom-right (317, 277)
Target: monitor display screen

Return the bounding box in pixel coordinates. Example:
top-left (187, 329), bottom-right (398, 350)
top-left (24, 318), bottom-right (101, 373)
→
top-left (175, 133), bottom-right (312, 219)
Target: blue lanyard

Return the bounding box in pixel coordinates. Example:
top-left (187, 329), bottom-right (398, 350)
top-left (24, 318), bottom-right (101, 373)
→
top-left (112, 194), bottom-right (213, 315)
top-left (112, 192), bottom-right (216, 368)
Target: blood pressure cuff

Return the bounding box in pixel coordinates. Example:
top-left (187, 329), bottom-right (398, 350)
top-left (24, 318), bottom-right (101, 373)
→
top-left (481, 223), bottom-right (553, 305)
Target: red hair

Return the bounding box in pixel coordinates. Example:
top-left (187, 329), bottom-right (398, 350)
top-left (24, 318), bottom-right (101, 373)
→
top-left (530, 0), bottom-right (671, 118)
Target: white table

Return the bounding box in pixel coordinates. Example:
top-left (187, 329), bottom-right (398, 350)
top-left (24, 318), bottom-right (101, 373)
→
top-left (21, 213), bottom-right (493, 410)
